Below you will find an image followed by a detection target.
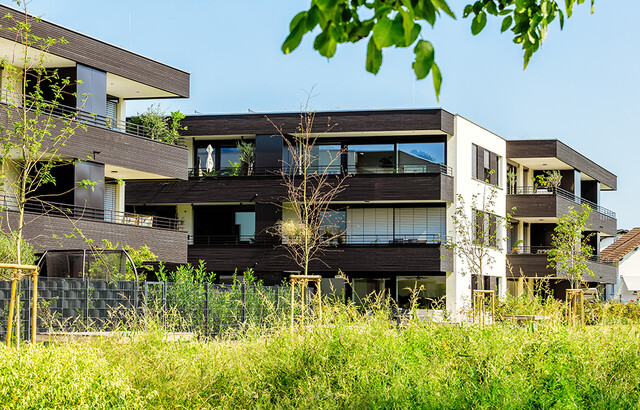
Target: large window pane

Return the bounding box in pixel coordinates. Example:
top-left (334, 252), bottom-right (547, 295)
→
top-left (220, 147), bottom-right (241, 175)
top-left (346, 144), bottom-right (394, 174)
top-left (196, 146), bottom-right (215, 172)
top-left (397, 142), bottom-right (445, 173)
top-left (235, 211), bottom-right (255, 242)
top-left (313, 144), bottom-right (342, 174)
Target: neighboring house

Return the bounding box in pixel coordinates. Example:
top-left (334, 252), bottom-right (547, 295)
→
top-left (601, 228), bottom-right (640, 303)
top-left (505, 140), bottom-right (618, 299)
top-left (0, 4), bottom-right (190, 266)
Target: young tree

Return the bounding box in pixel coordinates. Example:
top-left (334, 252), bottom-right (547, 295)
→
top-left (269, 109), bottom-right (349, 277)
top-left (444, 184), bottom-right (508, 292)
top-left (283, 1), bottom-right (595, 98)
top-left (0, 2), bottom-right (88, 344)
top-left (547, 204), bottom-right (594, 289)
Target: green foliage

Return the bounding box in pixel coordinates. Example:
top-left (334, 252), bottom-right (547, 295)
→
top-left (3, 302), bottom-right (640, 408)
top-left (89, 240), bottom-right (158, 281)
top-left (236, 140), bottom-right (255, 175)
top-left (283, 0), bottom-right (594, 98)
top-left (547, 204), bottom-right (594, 288)
top-left (129, 104), bottom-right (186, 145)
top-left (0, 233), bottom-right (36, 265)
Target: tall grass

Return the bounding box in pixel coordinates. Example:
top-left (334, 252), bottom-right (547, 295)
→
top-left (2, 298), bottom-right (640, 408)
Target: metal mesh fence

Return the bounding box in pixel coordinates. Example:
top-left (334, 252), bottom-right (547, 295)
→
top-left (0, 278), bottom-right (308, 340)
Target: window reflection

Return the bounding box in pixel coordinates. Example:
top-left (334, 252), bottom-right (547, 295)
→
top-left (346, 144), bottom-right (395, 174)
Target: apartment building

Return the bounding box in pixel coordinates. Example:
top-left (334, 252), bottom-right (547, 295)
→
top-left (0, 4), bottom-right (190, 265)
top-left (126, 109), bottom-right (509, 314)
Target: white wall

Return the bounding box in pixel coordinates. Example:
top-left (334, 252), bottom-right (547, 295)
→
top-left (446, 115), bottom-right (507, 320)
top-left (612, 250), bottom-right (640, 303)
top-left (176, 204), bottom-right (194, 239)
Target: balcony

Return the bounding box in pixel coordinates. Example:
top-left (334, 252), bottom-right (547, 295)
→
top-left (1, 197), bottom-right (187, 263)
top-left (189, 233), bottom-right (447, 246)
top-left (506, 246), bottom-right (617, 284)
top-left (188, 235), bottom-right (452, 274)
top-left (0, 90), bottom-right (188, 179)
top-left (507, 186), bottom-right (616, 235)
top-left (188, 162), bottom-right (453, 178)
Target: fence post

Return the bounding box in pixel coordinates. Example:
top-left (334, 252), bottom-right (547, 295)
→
top-left (240, 283), bottom-right (246, 324)
top-left (162, 281), bottom-right (167, 330)
top-left (85, 279), bottom-right (90, 330)
top-left (274, 285), bottom-right (279, 314)
top-left (26, 278), bottom-right (31, 342)
top-left (204, 282), bottom-right (209, 337)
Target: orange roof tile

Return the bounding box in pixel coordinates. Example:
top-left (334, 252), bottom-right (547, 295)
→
top-left (601, 227), bottom-right (640, 263)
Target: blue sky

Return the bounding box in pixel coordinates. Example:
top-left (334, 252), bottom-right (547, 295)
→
top-left (10, 1), bottom-right (639, 229)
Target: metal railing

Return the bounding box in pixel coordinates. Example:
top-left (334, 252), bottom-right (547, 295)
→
top-left (189, 233), bottom-right (447, 246)
top-left (509, 246), bottom-right (616, 265)
top-left (189, 162), bottom-right (453, 178)
top-left (1, 196), bottom-right (182, 230)
top-left (507, 186), bottom-right (616, 219)
top-left (0, 89), bottom-right (179, 145)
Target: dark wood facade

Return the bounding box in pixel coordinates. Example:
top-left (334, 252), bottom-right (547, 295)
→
top-left (0, 109), bottom-right (189, 180)
top-left (4, 210), bottom-right (188, 263)
top-left (0, 4), bottom-right (190, 98)
top-left (188, 244), bottom-right (452, 276)
top-left (506, 254), bottom-right (616, 284)
top-left (182, 109), bottom-right (454, 136)
top-left (507, 193), bottom-right (617, 236)
top-left (127, 173), bottom-right (454, 204)
top-left (507, 140), bottom-right (616, 190)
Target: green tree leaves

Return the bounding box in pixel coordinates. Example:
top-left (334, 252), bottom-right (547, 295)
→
top-left (283, 1), bottom-right (594, 97)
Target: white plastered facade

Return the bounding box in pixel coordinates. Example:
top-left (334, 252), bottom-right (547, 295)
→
top-left (446, 115), bottom-right (507, 319)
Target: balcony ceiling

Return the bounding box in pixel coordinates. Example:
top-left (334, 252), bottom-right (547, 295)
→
top-left (0, 37), bottom-right (75, 68)
top-left (509, 157), bottom-right (572, 171)
top-left (104, 164), bottom-right (174, 180)
top-left (106, 72), bottom-right (178, 99)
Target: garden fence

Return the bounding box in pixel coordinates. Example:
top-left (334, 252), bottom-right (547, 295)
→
top-left (0, 278), bottom-right (310, 341)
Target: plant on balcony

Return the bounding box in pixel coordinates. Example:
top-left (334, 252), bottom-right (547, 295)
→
top-left (507, 169), bottom-right (517, 193)
top-left (268, 102), bottom-right (349, 277)
top-left (547, 204), bottom-right (594, 290)
top-left (545, 170), bottom-right (563, 189)
top-left (129, 104), bottom-right (186, 145)
top-left (0, 2), bottom-right (91, 346)
top-left (237, 141), bottom-right (255, 175)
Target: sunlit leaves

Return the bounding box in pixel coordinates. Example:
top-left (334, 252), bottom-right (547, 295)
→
top-left (283, 0), bottom-right (595, 96)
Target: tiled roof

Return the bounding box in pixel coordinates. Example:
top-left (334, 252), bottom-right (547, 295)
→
top-left (601, 227), bottom-right (640, 262)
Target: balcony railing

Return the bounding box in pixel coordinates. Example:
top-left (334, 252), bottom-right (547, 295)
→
top-left (0, 89), bottom-right (179, 145)
top-left (188, 162), bottom-right (453, 178)
top-left (507, 186), bottom-right (616, 219)
top-left (509, 246), bottom-right (616, 265)
top-left (189, 233), bottom-right (447, 246)
top-left (2, 197), bottom-right (182, 230)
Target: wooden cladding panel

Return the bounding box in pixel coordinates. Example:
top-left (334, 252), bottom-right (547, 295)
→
top-left (0, 108), bottom-right (189, 180)
top-left (3, 211), bottom-right (188, 263)
top-left (188, 245), bottom-right (452, 274)
top-left (507, 194), bottom-right (616, 236)
top-left (181, 109), bottom-right (455, 136)
top-left (507, 140), bottom-right (616, 190)
top-left (126, 174), bottom-right (454, 204)
top-left (0, 4), bottom-right (189, 97)
top-left (506, 255), bottom-right (616, 284)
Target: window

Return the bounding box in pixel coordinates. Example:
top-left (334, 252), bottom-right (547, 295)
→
top-left (472, 143), bottom-right (500, 185)
top-left (474, 209), bottom-right (498, 248)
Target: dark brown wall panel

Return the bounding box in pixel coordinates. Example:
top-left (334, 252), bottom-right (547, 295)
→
top-left (507, 140), bottom-right (616, 190)
top-left (507, 194), bottom-right (616, 236)
top-left (182, 109), bottom-right (454, 136)
top-left (127, 174), bottom-right (454, 204)
top-left (0, 109), bottom-right (188, 180)
top-left (188, 245), bottom-right (452, 274)
top-left (0, 5), bottom-right (189, 97)
top-left (3, 211), bottom-right (187, 263)
top-left (506, 255), bottom-right (616, 284)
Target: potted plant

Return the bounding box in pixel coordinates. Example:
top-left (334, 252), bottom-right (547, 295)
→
top-left (237, 141), bottom-right (255, 176)
top-left (507, 169), bottom-right (517, 194)
top-left (545, 170), bottom-right (562, 192)
top-left (532, 174), bottom-right (548, 193)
